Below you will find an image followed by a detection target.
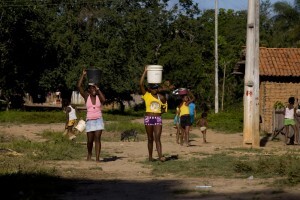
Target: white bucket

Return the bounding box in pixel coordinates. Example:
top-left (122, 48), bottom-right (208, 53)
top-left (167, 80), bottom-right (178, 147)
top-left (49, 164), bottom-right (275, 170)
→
top-left (147, 65), bottom-right (163, 83)
top-left (75, 119), bottom-right (86, 132)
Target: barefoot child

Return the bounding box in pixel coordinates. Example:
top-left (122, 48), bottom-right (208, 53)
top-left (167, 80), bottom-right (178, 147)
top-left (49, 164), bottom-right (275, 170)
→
top-left (196, 112), bottom-right (208, 143)
top-left (179, 90), bottom-right (195, 146)
top-left (173, 106), bottom-right (182, 144)
top-left (284, 97), bottom-right (299, 145)
top-left (65, 99), bottom-right (77, 140)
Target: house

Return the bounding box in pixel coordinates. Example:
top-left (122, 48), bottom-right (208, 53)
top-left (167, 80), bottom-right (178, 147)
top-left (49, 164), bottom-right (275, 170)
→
top-left (235, 47), bottom-right (300, 134)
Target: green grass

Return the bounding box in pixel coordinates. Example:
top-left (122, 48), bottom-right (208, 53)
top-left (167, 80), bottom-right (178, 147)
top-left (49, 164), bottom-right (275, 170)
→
top-left (0, 107), bottom-right (182, 124)
top-left (205, 103), bottom-right (244, 133)
top-left (147, 151), bottom-right (300, 186)
top-left (0, 105), bottom-right (244, 134)
top-left (0, 132), bottom-right (79, 199)
top-left (0, 131), bottom-right (86, 161)
top-left (150, 153), bottom-right (238, 178)
top-left (0, 110), bottom-right (66, 124)
top-left (0, 110), bottom-right (142, 124)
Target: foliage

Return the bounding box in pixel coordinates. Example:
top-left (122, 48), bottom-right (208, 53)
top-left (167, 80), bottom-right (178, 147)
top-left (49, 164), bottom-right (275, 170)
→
top-left (0, 0), bottom-right (300, 111)
top-left (273, 101), bottom-right (285, 109)
top-left (0, 0), bottom-right (248, 111)
top-left (204, 102), bottom-right (243, 133)
top-left (271, 0), bottom-right (300, 47)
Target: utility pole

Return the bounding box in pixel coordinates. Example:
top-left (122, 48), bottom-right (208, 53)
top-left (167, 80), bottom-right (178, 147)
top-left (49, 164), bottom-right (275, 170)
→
top-left (243, 0), bottom-right (260, 147)
top-left (215, 0), bottom-right (219, 113)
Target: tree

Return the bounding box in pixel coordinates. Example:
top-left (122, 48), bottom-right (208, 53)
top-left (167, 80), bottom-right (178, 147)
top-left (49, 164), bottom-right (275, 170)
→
top-left (0, 0), bottom-right (254, 111)
top-left (271, 0), bottom-right (300, 47)
top-left (0, 1), bottom-right (54, 105)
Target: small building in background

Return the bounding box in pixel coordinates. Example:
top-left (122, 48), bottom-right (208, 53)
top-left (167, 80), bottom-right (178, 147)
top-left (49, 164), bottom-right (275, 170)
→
top-left (235, 47), bottom-right (300, 134)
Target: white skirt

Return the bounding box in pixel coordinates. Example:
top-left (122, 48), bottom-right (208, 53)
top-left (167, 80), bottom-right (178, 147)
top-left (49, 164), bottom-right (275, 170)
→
top-left (86, 118), bottom-right (104, 132)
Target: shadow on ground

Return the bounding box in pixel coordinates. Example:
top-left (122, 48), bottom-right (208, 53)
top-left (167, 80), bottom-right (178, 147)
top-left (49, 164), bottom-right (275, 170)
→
top-left (260, 133), bottom-right (272, 147)
top-left (1, 173), bottom-right (299, 200)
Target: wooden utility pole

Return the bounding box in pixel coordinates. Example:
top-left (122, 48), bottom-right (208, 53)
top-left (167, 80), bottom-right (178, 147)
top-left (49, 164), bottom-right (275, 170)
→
top-left (215, 0), bottom-right (219, 113)
top-left (243, 0), bottom-right (260, 147)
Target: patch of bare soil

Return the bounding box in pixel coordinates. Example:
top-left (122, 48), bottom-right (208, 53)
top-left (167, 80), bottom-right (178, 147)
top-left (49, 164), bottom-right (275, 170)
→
top-left (1, 120), bottom-right (300, 199)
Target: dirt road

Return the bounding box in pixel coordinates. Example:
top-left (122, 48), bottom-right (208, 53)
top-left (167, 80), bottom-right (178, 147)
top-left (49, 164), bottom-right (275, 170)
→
top-left (1, 120), bottom-right (300, 199)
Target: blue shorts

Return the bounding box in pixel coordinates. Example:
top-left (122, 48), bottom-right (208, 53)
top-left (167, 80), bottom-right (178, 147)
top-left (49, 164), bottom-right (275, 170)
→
top-left (144, 116), bottom-right (162, 126)
top-left (86, 118), bottom-right (104, 132)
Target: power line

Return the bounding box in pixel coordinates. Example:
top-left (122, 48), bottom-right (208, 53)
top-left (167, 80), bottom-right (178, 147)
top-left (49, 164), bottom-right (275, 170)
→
top-left (0, 0), bottom-right (105, 7)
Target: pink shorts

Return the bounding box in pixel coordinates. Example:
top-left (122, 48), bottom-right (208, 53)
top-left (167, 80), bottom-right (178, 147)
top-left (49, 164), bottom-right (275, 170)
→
top-left (144, 116), bottom-right (162, 126)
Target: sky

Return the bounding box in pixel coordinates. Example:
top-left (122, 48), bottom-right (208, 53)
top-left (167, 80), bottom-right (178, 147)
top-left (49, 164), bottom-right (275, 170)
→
top-left (170, 0), bottom-right (294, 11)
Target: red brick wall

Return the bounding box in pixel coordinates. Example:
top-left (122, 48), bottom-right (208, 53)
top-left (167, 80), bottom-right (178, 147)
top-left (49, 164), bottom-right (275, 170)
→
top-left (260, 81), bottom-right (300, 133)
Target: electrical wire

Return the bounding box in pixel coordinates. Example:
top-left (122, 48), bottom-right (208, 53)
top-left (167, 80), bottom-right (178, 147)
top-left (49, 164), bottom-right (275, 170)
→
top-left (0, 0), bottom-right (107, 7)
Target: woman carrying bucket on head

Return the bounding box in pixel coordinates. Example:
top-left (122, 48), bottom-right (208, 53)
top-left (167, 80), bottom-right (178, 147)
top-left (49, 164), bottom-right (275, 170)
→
top-left (140, 66), bottom-right (167, 162)
top-left (77, 68), bottom-right (106, 162)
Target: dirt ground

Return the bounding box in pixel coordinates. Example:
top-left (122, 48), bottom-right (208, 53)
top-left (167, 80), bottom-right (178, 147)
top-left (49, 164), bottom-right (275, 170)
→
top-left (1, 119), bottom-right (300, 200)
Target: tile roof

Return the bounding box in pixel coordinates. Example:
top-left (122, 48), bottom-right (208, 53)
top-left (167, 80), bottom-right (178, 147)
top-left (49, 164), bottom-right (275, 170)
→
top-left (260, 47), bottom-right (300, 76)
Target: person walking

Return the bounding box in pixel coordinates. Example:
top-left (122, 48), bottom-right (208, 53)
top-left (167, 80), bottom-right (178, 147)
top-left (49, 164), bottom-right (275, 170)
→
top-left (173, 105), bottom-right (182, 144)
top-left (64, 99), bottom-right (77, 140)
top-left (196, 112), bottom-right (208, 143)
top-left (77, 69), bottom-right (106, 162)
top-left (284, 97), bottom-right (298, 145)
top-left (189, 100), bottom-right (196, 131)
top-left (179, 90), bottom-right (195, 146)
top-left (139, 67), bottom-right (167, 162)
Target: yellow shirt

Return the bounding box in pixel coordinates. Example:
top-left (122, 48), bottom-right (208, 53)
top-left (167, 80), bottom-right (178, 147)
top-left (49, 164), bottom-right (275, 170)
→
top-left (142, 92), bottom-right (162, 113)
top-left (180, 102), bottom-right (189, 116)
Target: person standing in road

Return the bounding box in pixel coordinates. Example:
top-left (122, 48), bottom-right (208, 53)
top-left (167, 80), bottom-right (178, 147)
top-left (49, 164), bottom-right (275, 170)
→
top-left (139, 67), bottom-right (167, 162)
top-left (284, 97), bottom-right (298, 145)
top-left (196, 112), bottom-right (208, 143)
top-left (179, 90), bottom-right (195, 146)
top-left (77, 69), bottom-right (106, 162)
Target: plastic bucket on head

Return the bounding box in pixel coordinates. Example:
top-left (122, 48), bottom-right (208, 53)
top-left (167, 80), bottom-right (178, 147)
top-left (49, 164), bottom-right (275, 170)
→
top-left (147, 65), bottom-right (163, 83)
top-left (75, 119), bottom-right (86, 132)
top-left (178, 88), bottom-right (188, 95)
top-left (86, 68), bottom-right (101, 85)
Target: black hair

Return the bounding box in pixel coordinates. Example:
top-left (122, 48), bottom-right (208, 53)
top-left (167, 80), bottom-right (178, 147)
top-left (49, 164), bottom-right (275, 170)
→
top-left (149, 84), bottom-right (159, 89)
top-left (288, 97), bottom-right (295, 104)
top-left (201, 112), bottom-right (207, 118)
top-left (62, 99), bottom-right (71, 107)
top-left (180, 94), bottom-right (188, 99)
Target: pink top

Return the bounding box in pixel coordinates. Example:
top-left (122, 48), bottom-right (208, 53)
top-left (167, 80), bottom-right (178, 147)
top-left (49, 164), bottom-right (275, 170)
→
top-left (86, 95), bottom-right (102, 120)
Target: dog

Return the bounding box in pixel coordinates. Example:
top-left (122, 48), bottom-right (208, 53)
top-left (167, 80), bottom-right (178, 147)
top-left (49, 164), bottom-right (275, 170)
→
top-left (121, 129), bottom-right (138, 142)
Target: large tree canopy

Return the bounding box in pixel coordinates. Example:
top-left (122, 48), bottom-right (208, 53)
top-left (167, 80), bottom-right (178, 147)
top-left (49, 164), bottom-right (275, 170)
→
top-left (0, 0), bottom-right (298, 110)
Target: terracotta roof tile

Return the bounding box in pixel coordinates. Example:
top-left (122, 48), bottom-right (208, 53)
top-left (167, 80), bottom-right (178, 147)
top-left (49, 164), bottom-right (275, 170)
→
top-left (259, 47), bottom-right (300, 76)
